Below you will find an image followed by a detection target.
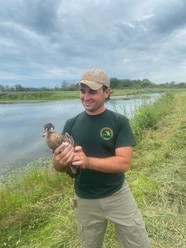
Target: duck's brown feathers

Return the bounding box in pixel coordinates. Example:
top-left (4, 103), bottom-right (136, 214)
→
top-left (46, 132), bottom-right (74, 152)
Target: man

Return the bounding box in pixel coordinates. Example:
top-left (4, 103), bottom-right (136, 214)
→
top-left (53, 68), bottom-right (150, 248)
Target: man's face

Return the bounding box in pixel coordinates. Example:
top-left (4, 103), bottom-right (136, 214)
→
top-left (79, 84), bottom-right (110, 115)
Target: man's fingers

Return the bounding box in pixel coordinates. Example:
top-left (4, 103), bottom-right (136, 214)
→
top-left (74, 146), bottom-right (82, 152)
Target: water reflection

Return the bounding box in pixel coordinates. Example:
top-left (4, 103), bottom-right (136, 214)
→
top-left (0, 94), bottom-right (160, 174)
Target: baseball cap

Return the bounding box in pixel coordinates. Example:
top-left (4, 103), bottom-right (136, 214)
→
top-left (79, 68), bottom-right (110, 90)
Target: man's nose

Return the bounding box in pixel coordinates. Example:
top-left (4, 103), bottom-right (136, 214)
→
top-left (83, 92), bottom-right (91, 100)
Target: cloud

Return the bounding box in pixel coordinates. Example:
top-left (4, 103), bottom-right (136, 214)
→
top-left (152, 0), bottom-right (186, 35)
top-left (0, 0), bottom-right (186, 86)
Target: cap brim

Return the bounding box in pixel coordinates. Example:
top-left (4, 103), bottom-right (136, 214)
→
top-left (79, 80), bottom-right (103, 90)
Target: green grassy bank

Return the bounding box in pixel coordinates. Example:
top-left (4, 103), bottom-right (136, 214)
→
top-left (0, 91), bottom-right (185, 247)
top-left (0, 91), bottom-right (79, 102)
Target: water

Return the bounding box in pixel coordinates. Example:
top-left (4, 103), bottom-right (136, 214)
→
top-left (0, 94), bottom-right (160, 174)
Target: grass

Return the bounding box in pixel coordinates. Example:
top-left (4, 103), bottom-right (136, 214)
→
top-left (131, 93), bottom-right (174, 142)
top-left (0, 91), bottom-right (80, 102)
top-left (0, 91), bottom-right (185, 247)
top-left (129, 92), bottom-right (186, 247)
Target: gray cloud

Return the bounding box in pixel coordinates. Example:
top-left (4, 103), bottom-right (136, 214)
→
top-left (152, 0), bottom-right (186, 35)
top-left (0, 0), bottom-right (185, 86)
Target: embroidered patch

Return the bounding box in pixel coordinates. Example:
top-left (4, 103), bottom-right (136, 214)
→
top-left (100, 127), bottom-right (113, 140)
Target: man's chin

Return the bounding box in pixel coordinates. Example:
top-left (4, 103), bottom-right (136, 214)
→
top-left (83, 104), bottom-right (93, 110)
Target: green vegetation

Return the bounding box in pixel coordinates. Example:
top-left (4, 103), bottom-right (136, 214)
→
top-left (0, 78), bottom-right (185, 94)
top-left (0, 91), bottom-right (185, 247)
top-left (0, 91), bottom-right (80, 102)
top-left (131, 93), bottom-right (174, 142)
top-left (129, 92), bottom-right (186, 247)
top-left (0, 78), bottom-right (185, 103)
top-left (0, 88), bottom-right (183, 103)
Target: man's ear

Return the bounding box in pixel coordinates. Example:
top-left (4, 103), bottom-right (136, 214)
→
top-left (105, 87), bottom-right (111, 95)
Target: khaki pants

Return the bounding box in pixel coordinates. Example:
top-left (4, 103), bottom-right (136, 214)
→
top-left (74, 181), bottom-right (150, 248)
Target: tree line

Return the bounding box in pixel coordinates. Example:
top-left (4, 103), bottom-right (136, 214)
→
top-left (0, 78), bottom-right (185, 92)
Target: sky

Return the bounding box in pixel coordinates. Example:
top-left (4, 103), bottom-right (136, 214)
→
top-left (0, 0), bottom-right (186, 88)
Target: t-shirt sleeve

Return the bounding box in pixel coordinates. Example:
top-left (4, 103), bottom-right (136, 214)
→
top-left (62, 119), bottom-right (73, 135)
top-left (115, 116), bottom-right (136, 148)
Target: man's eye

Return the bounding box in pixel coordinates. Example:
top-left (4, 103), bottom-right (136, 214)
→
top-left (89, 90), bottom-right (97, 94)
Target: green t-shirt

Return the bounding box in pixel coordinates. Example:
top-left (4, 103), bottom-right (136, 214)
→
top-left (63, 109), bottom-right (136, 199)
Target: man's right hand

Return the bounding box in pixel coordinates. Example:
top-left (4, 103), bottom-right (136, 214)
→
top-left (53, 144), bottom-right (74, 172)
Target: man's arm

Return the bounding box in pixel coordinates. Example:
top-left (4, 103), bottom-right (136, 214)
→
top-left (72, 146), bottom-right (133, 173)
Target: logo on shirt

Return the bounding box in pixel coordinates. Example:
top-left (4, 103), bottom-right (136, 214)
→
top-left (100, 127), bottom-right (113, 140)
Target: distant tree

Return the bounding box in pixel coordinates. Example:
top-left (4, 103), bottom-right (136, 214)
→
top-left (178, 82), bottom-right (186, 88)
top-left (5, 85), bottom-right (10, 91)
top-left (0, 84), bottom-right (5, 92)
top-left (61, 80), bottom-right (68, 90)
top-left (141, 79), bottom-right (153, 87)
top-left (54, 86), bottom-right (60, 91)
top-left (110, 78), bottom-right (120, 88)
top-left (14, 84), bottom-right (24, 91)
top-left (121, 79), bottom-right (131, 87)
top-left (68, 83), bottom-right (78, 91)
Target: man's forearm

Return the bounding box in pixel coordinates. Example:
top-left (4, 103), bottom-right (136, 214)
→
top-left (84, 156), bottom-right (131, 173)
top-left (72, 146), bottom-right (133, 173)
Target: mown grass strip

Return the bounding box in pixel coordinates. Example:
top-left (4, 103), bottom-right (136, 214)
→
top-left (129, 92), bottom-right (186, 248)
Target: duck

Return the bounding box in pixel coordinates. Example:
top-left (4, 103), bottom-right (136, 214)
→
top-left (43, 123), bottom-right (79, 178)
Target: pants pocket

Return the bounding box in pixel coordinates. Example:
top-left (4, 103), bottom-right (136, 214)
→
top-left (76, 221), bottom-right (106, 248)
top-left (116, 211), bottom-right (150, 248)
top-left (129, 212), bottom-right (150, 247)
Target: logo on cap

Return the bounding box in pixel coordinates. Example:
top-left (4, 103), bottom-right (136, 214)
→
top-left (100, 127), bottom-right (113, 140)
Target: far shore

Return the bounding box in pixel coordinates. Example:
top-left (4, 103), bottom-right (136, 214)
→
top-left (0, 100), bottom-right (50, 104)
top-left (0, 94), bottom-right (156, 104)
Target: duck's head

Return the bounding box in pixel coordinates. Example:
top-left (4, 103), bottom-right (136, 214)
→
top-left (42, 123), bottom-right (55, 137)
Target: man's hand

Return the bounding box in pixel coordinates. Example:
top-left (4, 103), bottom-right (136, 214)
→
top-left (72, 146), bottom-right (89, 169)
top-left (53, 144), bottom-right (74, 171)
